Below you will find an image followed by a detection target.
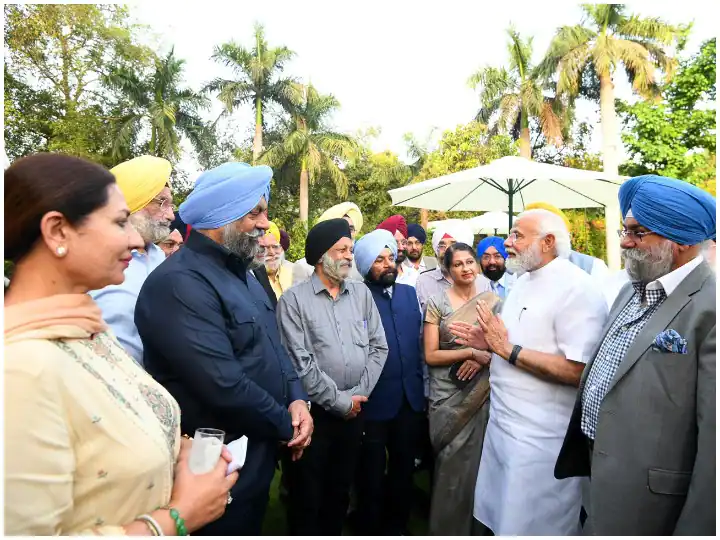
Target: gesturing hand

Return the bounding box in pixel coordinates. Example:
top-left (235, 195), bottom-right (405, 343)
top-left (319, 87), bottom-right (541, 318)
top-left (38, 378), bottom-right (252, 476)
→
top-left (448, 321), bottom-right (486, 351)
top-left (476, 301), bottom-right (511, 359)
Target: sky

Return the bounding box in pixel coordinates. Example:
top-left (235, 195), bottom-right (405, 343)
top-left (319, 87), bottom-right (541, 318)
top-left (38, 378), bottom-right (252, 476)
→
top-left (127, 1), bottom-right (715, 180)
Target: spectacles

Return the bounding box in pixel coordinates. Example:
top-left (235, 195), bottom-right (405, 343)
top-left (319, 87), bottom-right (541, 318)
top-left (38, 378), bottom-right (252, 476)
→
top-left (265, 244), bottom-right (283, 252)
top-left (617, 229), bottom-right (657, 242)
top-left (152, 197), bottom-right (175, 211)
top-left (481, 253), bottom-right (505, 262)
top-left (397, 239), bottom-right (408, 248)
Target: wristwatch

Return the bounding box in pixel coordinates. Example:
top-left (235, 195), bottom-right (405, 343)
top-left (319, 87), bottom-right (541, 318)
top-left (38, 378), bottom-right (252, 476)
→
top-left (306, 401), bottom-right (312, 411)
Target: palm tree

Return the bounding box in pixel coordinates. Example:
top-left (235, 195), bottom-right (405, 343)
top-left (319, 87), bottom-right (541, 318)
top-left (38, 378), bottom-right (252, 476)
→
top-left (538, 4), bottom-right (680, 176)
top-left (205, 23), bottom-right (302, 164)
top-left (260, 84), bottom-right (357, 224)
top-left (468, 27), bottom-right (565, 159)
top-left (105, 48), bottom-right (211, 162)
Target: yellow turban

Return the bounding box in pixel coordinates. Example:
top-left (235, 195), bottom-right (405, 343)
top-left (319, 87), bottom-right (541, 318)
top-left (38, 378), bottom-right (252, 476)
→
top-left (318, 202), bottom-right (363, 233)
top-left (524, 201), bottom-right (571, 232)
top-left (264, 221), bottom-right (281, 243)
top-left (111, 155), bottom-right (172, 214)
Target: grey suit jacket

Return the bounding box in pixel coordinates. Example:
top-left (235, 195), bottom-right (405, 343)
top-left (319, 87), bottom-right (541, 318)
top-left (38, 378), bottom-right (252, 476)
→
top-left (555, 261), bottom-right (716, 536)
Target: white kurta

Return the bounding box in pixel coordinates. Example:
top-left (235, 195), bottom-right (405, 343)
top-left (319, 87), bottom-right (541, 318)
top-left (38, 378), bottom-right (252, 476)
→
top-left (473, 257), bottom-right (608, 535)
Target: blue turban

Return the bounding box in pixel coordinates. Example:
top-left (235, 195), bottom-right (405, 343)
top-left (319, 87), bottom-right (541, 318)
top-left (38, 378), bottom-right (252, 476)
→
top-left (179, 162), bottom-right (272, 229)
top-left (619, 175), bottom-right (716, 245)
top-left (477, 236), bottom-right (508, 259)
top-left (407, 223), bottom-right (427, 244)
top-left (354, 229), bottom-right (398, 278)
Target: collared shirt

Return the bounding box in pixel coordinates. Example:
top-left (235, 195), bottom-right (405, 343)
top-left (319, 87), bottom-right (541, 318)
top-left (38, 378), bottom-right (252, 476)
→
top-left (134, 230), bottom-right (306, 444)
top-left (416, 267), bottom-right (491, 313)
top-left (581, 256), bottom-right (704, 439)
top-left (266, 260), bottom-right (294, 298)
top-left (399, 257), bottom-right (436, 288)
top-left (276, 273), bottom-right (389, 416)
top-left (90, 243), bottom-right (166, 365)
top-left (487, 272), bottom-right (516, 300)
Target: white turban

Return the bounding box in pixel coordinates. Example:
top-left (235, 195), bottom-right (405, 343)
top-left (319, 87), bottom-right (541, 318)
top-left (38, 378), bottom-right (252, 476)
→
top-left (431, 221), bottom-right (475, 254)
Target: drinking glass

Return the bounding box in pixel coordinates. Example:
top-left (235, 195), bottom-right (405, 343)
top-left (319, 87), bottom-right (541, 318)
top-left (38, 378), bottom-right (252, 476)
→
top-left (188, 428), bottom-right (225, 474)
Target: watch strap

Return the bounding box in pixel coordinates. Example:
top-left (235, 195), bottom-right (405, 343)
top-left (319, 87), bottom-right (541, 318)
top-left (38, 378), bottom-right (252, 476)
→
top-left (509, 345), bottom-right (522, 366)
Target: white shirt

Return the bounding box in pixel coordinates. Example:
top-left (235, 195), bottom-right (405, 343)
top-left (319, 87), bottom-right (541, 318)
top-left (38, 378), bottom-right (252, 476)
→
top-left (399, 257), bottom-right (432, 288)
top-left (473, 257), bottom-right (608, 535)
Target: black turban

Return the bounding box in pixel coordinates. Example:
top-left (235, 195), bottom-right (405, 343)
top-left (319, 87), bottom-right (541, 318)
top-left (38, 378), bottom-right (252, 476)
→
top-left (407, 223), bottom-right (427, 244)
top-left (305, 218), bottom-right (352, 266)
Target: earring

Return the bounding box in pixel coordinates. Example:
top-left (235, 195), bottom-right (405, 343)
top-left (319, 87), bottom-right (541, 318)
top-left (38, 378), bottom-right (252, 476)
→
top-left (56, 246), bottom-right (67, 257)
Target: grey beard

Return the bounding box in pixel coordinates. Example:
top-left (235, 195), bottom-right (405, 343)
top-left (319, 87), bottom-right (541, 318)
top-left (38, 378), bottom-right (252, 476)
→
top-left (223, 225), bottom-right (263, 264)
top-left (265, 252), bottom-right (285, 273)
top-left (622, 241), bottom-right (674, 283)
top-left (130, 213), bottom-right (170, 245)
top-left (506, 243), bottom-right (542, 276)
top-left (321, 252), bottom-right (351, 284)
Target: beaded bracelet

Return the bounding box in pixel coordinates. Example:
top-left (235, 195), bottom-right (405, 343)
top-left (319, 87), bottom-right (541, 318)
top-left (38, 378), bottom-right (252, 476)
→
top-left (138, 514), bottom-right (163, 536)
top-left (169, 507), bottom-right (188, 536)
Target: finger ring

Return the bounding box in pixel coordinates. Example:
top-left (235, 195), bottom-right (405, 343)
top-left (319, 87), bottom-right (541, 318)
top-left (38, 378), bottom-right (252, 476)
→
top-left (227, 494), bottom-right (233, 505)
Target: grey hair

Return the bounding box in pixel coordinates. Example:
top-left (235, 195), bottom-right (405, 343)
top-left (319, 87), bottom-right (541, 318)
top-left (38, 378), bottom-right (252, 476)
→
top-left (518, 209), bottom-right (572, 259)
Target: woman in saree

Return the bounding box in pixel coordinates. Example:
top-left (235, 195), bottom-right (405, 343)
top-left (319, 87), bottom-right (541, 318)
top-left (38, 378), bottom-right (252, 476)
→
top-left (423, 243), bottom-right (501, 535)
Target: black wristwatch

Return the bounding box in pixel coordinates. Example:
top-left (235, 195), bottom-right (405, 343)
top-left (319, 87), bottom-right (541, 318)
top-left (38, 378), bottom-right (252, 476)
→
top-left (509, 345), bottom-right (522, 366)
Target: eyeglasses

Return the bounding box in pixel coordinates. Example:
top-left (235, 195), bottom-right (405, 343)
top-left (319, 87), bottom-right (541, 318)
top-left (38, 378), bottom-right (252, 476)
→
top-left (265, 244), bottom-right (283, 252)
top-left (152, 197), bottom-right (176, 211)
top-left (397, 239), bottom-right (408, 248)
top-left (481, 253), bottom-right (505, 262)
top-left (617, 229), bottom-right (657, 242)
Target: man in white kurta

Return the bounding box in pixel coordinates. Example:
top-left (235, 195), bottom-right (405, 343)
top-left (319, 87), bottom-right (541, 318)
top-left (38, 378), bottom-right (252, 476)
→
top-left (450, 209), bottom-right (607, 535)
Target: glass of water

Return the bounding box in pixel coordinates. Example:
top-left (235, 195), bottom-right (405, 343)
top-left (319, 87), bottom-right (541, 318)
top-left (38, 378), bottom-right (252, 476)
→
top-left (188, 428), bottom-right (225, 475)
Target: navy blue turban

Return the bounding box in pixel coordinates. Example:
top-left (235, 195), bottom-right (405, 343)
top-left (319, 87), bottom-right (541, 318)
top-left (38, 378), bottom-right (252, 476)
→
top-left (477, 236), bottom-right (508, 259)
top-left (619, 175), bottom-right (716, 245)
top-left (407, 223), bottom-right (427, 244)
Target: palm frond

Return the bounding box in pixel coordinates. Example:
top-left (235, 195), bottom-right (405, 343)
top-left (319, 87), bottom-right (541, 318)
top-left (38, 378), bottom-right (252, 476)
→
top-left (617, 15), bottom-right (678, 45)
top-left (537, 25), bottom-right (596, 82)
top-left (495, 93), bottom-right (521, 134)
top-left (614, 37), bottom-right (657, 94)
top-left (538, 99), bottom-right (564, 145)
top-left (319, 152), bottom-right (349, 197)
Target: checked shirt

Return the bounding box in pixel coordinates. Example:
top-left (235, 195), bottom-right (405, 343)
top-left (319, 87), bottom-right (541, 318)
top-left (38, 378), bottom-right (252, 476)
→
top-left (580, 282), bottom-right (667, 440)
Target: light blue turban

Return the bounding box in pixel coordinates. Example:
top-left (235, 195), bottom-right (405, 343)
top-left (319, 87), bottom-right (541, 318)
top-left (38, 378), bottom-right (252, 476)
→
top-left (477, 236), bottom-right (508, 259)
top-left (354, 229), bottom-right (398, 278)
top-left (179, 162), bottom-right (272, 229)
top-left (619, 174), bottom-right (716, 245)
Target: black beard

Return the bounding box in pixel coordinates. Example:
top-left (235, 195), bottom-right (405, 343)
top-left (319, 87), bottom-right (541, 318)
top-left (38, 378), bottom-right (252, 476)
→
top-left (407, 250), bottom-right (422, 263)
top-left (396, 250), bottom-right (408, 264)
top-left (367, 268), bottom-right (398, 287)
top-left (482, 265), bottom-right (506, 282)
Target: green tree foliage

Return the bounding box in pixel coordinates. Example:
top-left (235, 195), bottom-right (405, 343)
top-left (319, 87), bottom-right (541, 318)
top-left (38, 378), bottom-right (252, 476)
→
top-left (259, 84), bottom-right (357, 224)
top-left (104, 48), bottom-right (213, 164)
top-left (3, 4), bottom-right (153, 165)
top-left (539, 4), bottom-right (682, 175)
top-left (206, 23), bottom-right (302, 164)
top-left (618, 38), bottom-right (716, 193)
top-left (468, 27), bottom-right (566, 158)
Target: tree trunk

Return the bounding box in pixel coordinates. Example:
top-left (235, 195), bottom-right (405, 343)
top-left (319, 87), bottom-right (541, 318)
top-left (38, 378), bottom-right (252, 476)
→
top-left (299, 161), bottom-right (309, 225)
top-left (252, 97), bottom-right (263, 165)
top-left (599, 73), bottom-right (619, 177)
top-left (421, 208), bottom-right (429, 229)
top-left (519, 109), bottom-right (531, 159)
top-left (599, 72), bottom-right (622, 272)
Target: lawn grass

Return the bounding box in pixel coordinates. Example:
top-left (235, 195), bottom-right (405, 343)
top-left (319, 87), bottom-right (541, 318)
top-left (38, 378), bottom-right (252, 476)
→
top-left (262, 469), bottom-right (431, 535)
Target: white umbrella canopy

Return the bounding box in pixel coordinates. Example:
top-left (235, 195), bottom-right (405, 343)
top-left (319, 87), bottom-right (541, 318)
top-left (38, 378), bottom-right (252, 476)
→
top-left (389, 156), bottom-right (627, 269)
top-left (427, 212), bottom-right (516, 236)
top-left (468, 211), bottom-right (515, 235)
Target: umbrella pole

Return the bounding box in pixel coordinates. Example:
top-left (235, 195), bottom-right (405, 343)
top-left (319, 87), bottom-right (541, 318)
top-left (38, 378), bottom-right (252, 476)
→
top-left (507, 181), bottom-right (514, 232)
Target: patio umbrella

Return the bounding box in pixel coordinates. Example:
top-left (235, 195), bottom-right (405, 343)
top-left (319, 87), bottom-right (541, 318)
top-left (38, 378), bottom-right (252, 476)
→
top-left (388, 156), bottom-right (626, 270)
top-left (427, 212), bottom-right (516, 236)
